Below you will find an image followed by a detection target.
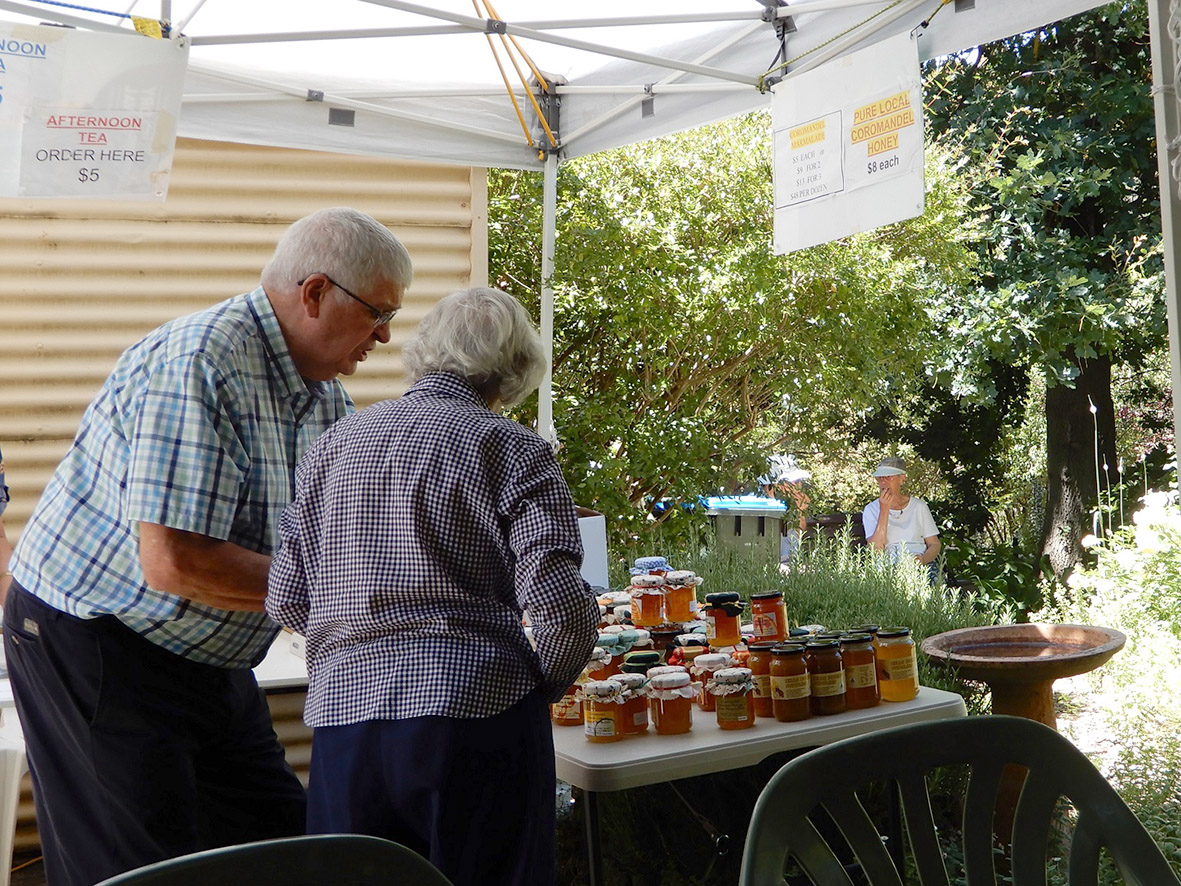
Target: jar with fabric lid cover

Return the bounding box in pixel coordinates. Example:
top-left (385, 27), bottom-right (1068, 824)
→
top-left (703, 592), bottom-right (745, 647)
top-left (582, 680), bottom-right (625, 742)
top-left (614, 672), bottom-right (650, 735)
top-left (708, 667), bottom-right (756, 730)
top-left (690, 653), bottom-right (731, 711)
top-left (629, 574), bottom-right (667, 627)
top-left (663, 569), bottom-right (702, 623)
top-left (649, 671), bottom-right (694, 734)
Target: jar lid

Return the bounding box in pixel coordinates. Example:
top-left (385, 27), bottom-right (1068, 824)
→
top-left (877, 626), bottom-right (912, 638)
top-left (840, 633), bottom-right (874, 645)
top-left (624, 650), bottom-right (662, 665)
top-left (675, 634), bottom-right (708, 647)
top-left (805, 639), bottom-right (841, 650)
top-left (630, 574), bottom-right (666, 588)
top-left (587, 647), bottom-right (612, 665)
top-left (650, 671), bottom-right (691, 689)
top-left (704, 592), bottom-right (740, 604)
top-left (747, 641), bottom-right (779, 652)
top-left (665, 569), bottom-right (697, 582)
top-left (600, 624), bottom-right (624, 635)
top-left (850, 623), bottom-right (880, 634)
top-left (614, 673), bottom-right (648, 691)
top-left (772, 643), bottom-right (807, 655)
top-left (582, 679), bottom-right (623, 698)
top-left (750, 591), bottom-right (784, 600)
top-left (595, 634), bottom-right (620, 649)
top-left (646, 665), bottom-right (689, 678)
top-left (713, 667), bottom-right (754, 684)
top-left (633, 556), bottom-right (670, 571)
top-left (693, 653), bottom-right (732, 670)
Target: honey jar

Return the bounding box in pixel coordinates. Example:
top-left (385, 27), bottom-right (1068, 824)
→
top-left (708, 667), bottom-right (756, 730)
top-left (805, 639), bottom-right (846, 716)
top-left (750, 591), bottom-right (788, 643)
top-left (664, 570), bottom-right (702, 623)
top-left (649, 671), bottom-right (694, 734)
top-left (876, 627), bottom-right (919, 702)
top-left (629, 575), bottom-right (667, 627)
top-left (614, 672), bottom-right (650, 735)
top-left (703, 592), bottom-right (745, 647)
top-left (840, 633), bottom-right (880, 709)
top-left (746, 641), bottom-right (778, 718)
top-left (582, 679), bottom-right (625, 742)
top-left (770, 644), bottom-right (811, 722)
top-left (690, 652), bottom-right (731, 711)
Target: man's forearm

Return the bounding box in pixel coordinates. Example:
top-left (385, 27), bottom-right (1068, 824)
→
top-left (139, 522), bottom-right (271, 612)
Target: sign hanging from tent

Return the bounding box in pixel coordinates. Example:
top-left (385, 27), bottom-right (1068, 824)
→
top-left (0, 21), bottom-right (188, 200)
top-left (771, 31), bottom-right (924, 254)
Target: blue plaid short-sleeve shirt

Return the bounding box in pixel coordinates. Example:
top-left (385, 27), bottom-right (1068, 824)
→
top-left (10, 287), bottom-right (352, 667)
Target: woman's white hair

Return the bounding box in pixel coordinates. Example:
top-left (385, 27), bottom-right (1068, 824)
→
top-left (404, 287), bottom-right (547, 407)
top-left (261, 207), bottom-right (413, 293)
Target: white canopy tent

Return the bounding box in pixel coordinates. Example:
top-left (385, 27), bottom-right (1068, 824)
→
top-left (4, 0), bottom-right (1181, 458)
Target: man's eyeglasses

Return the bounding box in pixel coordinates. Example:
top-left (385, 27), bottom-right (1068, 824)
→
top-left (298, 274), bottom-right (398, 328)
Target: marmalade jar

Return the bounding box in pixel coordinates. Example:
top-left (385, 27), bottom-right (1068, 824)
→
top-left (690, 653), bottom-right (731, 711)
top-left (668, 634), bottom-right (708, 670)
top-left (876, 627), bottom-right (919, 702)
top-left (649, 671), bottom-right (694, 734)
top-left (770, 644), bottom-right (811, 722)
top-left (708, 667), bottom-right (756, 730)
top-left (664, 570), bottom-right (701, 623)
top-left (633, 556), bottom-right (670, 577)
top-left (840, 633), bottom-right (880, 709)
top-left (703, 593), bottom-right (745, 646)
top-left (592, 634), bottom-right (622, 678)
top-left (805, 639), bottom-right (846, 716)
top-left (629, 575), bottom-right (667, 627)
top-left (550, 683), bottom-right (583, 726)
top-left (582, 680), bottom-right (625, 742)
top-left (750, 591), bottom-right (788, 643)
top-left (621, 650), bottom-right (662, 675)
top-left (746, 641), bottom-right (778, 718)
top-left (614, 672), bottom-right (650, 735)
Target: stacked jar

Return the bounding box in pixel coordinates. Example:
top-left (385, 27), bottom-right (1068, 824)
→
top-left (629, 574), bottom-right (667, 628)
top-left (663, 570), bottom-right (702, 623)
top-left (614, 672), bottom-right (651, 735)
top-left (668, 634), bottom-right (708, 670)
top-left (750, 590), bottom-right (788, 643)
top-left (702, 592), bottom-right (745, 647)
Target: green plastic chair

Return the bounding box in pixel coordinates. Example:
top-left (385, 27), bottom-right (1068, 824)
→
top-left (739, 715), bottom-right (1180, 886)
top-left (93, 834), bottom-right (454, 886)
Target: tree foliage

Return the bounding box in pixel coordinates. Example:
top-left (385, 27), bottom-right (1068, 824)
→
top-left (491, 113), bottom-right (980, 550)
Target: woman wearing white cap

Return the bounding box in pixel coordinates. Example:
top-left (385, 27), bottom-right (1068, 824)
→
top-left (862, 457), bottom-right (941, 583)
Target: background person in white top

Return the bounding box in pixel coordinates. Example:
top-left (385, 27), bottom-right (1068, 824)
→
top-left (863, 456), bottom-right (941, 583)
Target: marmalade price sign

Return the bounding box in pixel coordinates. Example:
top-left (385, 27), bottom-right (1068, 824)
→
top-left (0, 22), bottom-right (188, 200)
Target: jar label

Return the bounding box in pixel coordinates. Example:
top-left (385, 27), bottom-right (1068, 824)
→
top-left (552, 694), bottom-right (581, 719)
top-left (811, 670), bottom-right (846, 697)
top-left (881, 654), bottom-right (917, 682)
top-left (584, 709), bottom-right (617, 737)
top-left (846, 662), bottom-right (877, 689)
top-left (753, 673), bottom-right (771, 698)
top-left (704, 614), bottom-right (717, 640)
top-left (772, 673), bottom-right (809, 699)
top-left (716, 694), bottom-right (752, 722)
top-left (632, 710), bottom-right (649, 728)
top-left (752, 610), bottom-right (779, 637)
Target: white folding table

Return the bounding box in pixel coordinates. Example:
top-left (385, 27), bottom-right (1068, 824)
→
top-left (553, 687), bottom-right (968, 886)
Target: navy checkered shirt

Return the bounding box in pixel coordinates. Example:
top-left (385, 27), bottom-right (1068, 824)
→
top-left (266, 372), bottom-right (600, 725)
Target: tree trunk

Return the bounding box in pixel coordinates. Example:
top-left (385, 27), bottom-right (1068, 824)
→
top-left (1040, 355), bottom-right (1119, 580)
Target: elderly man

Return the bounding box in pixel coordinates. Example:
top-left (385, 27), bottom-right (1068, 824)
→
top-left (863, 456), bottom-right (941, 582)
top-left (267, 287), bottom-right (600, 886)
top-left (4, 207), bottom-right (412, 886)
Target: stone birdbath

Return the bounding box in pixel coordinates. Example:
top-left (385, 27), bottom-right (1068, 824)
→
top-left (920, 623), bottom-right (1126, 729)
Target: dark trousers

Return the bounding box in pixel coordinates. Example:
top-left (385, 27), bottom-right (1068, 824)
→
top-left (307, 691), bottom-right (555, 886)
top-left (3, 583), bottom-right (306, 886)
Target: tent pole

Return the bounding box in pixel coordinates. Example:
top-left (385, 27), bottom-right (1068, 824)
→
top-left (540, 152), bottom-right (558, 446)
top-left (1147, 0), bottom-right (1181, 488)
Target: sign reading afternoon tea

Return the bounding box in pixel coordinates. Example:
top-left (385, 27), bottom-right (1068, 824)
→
top-left (0, 21), bottom-right (188, 200)
top-left (771, 32), bottom-right (924, 254)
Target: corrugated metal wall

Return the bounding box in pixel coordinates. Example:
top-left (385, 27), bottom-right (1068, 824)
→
top-left (0, 136), bottom-right (487, 855)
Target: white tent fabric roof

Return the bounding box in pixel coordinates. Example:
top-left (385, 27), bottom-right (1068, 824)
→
top-left (1, 0), bottom-right (1107, 170)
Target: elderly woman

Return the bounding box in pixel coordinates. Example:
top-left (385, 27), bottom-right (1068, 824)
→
top-left (267, 287), bottom-right (599, 886)
top-left (863, 456), bottom-right (941, 582)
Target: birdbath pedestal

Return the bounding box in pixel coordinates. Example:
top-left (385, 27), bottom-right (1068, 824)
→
top-left (920, 623), bottom-right (1125, 730)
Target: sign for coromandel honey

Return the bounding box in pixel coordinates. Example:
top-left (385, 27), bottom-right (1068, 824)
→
top-left (0, 21), bottom-right (188, 200)
top-left (771, 31), bottom-right (924, 254)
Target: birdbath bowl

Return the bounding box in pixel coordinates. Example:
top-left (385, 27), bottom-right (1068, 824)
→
top-left (920, 623), bottom-right (1125, 729)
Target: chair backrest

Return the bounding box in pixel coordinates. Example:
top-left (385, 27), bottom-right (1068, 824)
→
top-left (93, 834), bottom-right (454, 886)
top-left (739, 715), bottom-right (1180, 886)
